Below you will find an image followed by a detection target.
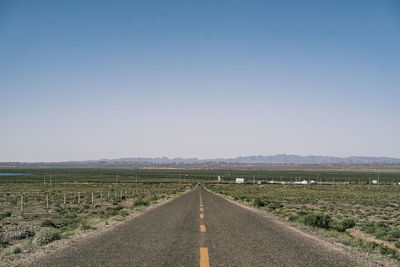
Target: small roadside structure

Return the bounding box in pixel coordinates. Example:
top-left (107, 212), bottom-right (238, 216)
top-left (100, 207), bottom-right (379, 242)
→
top-left (235, 178), bottom-right (245, 184)
top-left (257, 180), bottom-right (267, 185)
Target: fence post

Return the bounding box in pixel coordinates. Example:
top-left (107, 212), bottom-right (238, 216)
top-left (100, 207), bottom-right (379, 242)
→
top-left (64, 193), bottom-right (66, 208)
top-left (46, 193), bottom-right (49, 212)
top-left (78, 192), bottom-right (80, 206)
top-left (100, 192), bottom-right (103, 204)
top-left (91, 192), bottom-right (94, 205)
top-left (20, 194), bottom-right (24, 217)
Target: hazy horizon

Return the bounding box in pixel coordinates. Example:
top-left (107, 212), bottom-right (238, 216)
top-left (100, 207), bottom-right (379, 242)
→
top-left (1, 0), bottom-right (400, 162)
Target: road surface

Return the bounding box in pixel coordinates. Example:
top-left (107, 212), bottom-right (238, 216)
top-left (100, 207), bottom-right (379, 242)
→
top-left (30, 185), bottom-right (378, 266)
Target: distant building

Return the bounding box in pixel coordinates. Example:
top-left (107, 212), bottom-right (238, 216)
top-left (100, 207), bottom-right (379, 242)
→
top-left (235, 178), bottom-right (245, 184)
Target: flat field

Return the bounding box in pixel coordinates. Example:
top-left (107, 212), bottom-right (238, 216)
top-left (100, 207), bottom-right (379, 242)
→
top-left (1, 167), bottom-right (400, 263)
top-left (208, 182), bottom-right (400, 261)
top-left (0, 168), bottom-right (194, 260)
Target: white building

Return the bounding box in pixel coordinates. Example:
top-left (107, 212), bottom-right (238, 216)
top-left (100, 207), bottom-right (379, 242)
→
top-left (235, 178), bottom-right (245, 184)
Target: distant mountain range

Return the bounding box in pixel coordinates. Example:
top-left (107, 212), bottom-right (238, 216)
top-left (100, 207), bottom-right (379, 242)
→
top-left (94, 154), bottom-right (400, 164)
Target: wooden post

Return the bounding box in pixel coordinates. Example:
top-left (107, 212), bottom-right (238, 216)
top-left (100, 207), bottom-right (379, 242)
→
top-left (91, 192), bottom-right (94, 205)
top-left (107, 191), bottom-right (110, 200)
top-left (20, 194), bottom-right (24, 217)
top-left (378, 173), bottom-right (380, 189)
top-left (46, 193), bottom-right (49, 212)
top-left (114, 191), bottom-right (117, 200)
top-left (100, 192), bottom-right (103, 204)
top-left (78, 192), bottom-right (80, 206)
top-left (120, 190), bottom-right (122, 199)
top-left (64, 193), bottom-right (66, 208)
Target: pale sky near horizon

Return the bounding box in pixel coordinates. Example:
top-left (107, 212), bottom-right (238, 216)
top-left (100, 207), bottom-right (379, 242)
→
top-left (1, 0), bottom-right (400, 162)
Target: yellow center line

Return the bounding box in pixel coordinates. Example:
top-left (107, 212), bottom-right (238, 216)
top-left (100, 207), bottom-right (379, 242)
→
top-left (200, 247), bottom-right (210, 267)
top-left (200, 207), bottom-right (204, 211)
top-left (200, 214), bottom-right (204, 219)
top-left (200, 224), bottom-right (206, 232)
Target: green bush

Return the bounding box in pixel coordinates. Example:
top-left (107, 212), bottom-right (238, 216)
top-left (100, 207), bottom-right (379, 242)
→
top-left (388, 229), bottom-right (400, 240)
top-left (361, 221), bottom-right (399, 241)
top-left (0, 211), bottom-right (12, 219)
top-left (253, 197), bottom-right (265, 207)
top-left (379, 244), bottom-right (399, 259)
top-left (13, 247), bottom-right (22, 254)
top-left (40, 219), bottom-right (57, 228)
top-left (132, 198), bottom-right (149, 207)
top-left (79, 220), bottom-right (93, 231)
top-left (332, 219), bottom-right (356, 232)
top-left (303, 213), bottom-right (331, 229)
top-left (35, 229), bottom-right (61, 245)
top-left (58, 214), bottom-right (81, 230)
top-left (267, 202), bottom-right (283, 211)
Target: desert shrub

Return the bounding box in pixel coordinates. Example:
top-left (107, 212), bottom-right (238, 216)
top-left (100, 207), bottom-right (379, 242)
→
top-left (388, 229), bottom-right (400, 240)
top-left (132, 198), bottom-right (149, 207)
top-left (267, 202), bottom-right (283, 211)
top-left (332, 219), bottom-right (356, 232)
top-left (35, 229), bottom-right (61, 245)
top-left (55, 207), bottom-right (66, 215)
top-left (58, 214), bottom-right (81, 230)
top-left (13, 247), bottom-right (22, 254)
top-left (379, 244), bottom-right (399, 259)
top-left (362, 221), bottom-right (377, 234)
top-left (0, 240), bottom-right (9, 248)
top-left (303, 213), bottom-right (331, 229)
top-left (118, 209), bottom-right (129, 217)
top-left (79, 220), bottom-right (93, 231)
top-left (253, 197), bottom-right (265, 207)
top-left (0, 211), bottom-right (12, 219)
top-left (40, 219), bottom-right (57, 228)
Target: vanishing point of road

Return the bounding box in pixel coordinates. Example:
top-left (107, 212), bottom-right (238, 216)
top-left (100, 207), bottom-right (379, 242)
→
top-left (31, 185), bottom-right (378, 267)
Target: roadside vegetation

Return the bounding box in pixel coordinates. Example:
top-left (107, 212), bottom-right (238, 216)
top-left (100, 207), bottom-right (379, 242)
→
top-left (0, 170), bottom-right (194, 261)
top-left (208, 183), bottom-right (400, 262)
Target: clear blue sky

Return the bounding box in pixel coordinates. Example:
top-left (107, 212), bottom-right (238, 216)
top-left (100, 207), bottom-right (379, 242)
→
top-left (1, 0), bottom-right (399, 162)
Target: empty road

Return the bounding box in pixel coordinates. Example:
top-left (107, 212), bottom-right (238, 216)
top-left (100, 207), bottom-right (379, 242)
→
top-left (30, 185), bottom-right (378, 266)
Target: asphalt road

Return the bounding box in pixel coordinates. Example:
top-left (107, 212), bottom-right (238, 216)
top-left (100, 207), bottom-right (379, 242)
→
top-left (30, 185), bottom-right (377, 267)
